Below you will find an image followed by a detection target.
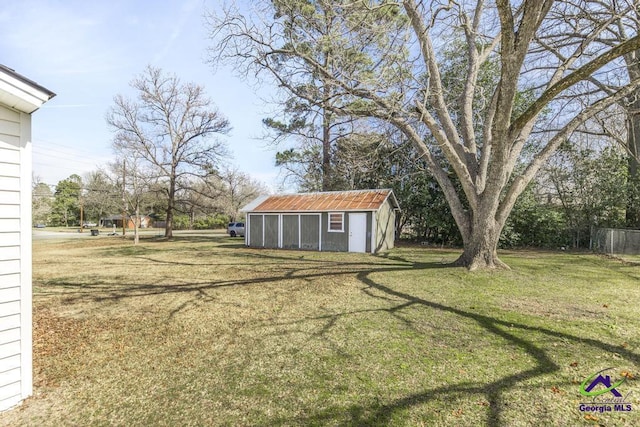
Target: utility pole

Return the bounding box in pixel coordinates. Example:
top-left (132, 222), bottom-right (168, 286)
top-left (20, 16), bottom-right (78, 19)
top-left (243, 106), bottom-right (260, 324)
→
top-left (122, 159), bottom-right (126, 237)
top-left (79, 202), bottom-right (84, 233)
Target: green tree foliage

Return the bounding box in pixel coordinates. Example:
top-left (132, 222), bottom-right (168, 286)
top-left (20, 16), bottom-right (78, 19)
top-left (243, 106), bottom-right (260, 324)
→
top-left (545, 144), bottom-right (628, 247)
top-left (501, 184), bottom-right (568, 248)
top-left (256, 0), bottom-right (407, 191)
top-left (275, 146), bottom-right (323, 192)
top-left (209, 1), bottom-right (640, 269)
top-left (51, 174), bottom-right (82, 227)
top-left (83, 170), bottom-right (120, 225)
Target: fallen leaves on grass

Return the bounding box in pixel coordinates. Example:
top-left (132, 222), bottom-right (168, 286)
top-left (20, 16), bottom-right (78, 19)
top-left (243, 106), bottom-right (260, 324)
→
top-left (621, 371), bottom-right (635, 379)
top-left (14, 235), bottom-right (640, 427)
top-left (452, 408), bottom-right (464, 417)
top-left (33, 308), bottom-right (87, 387)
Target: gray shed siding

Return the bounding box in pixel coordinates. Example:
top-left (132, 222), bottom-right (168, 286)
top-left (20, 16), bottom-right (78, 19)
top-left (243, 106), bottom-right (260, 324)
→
top-left (300, 215), bottom-right (320, 250)
top-left (243, 190), bottom-right (397, 253)
top-left (264, 215), bottom-right (279, 248)
top-left (320, 212), bottom-right (348, 252)
top-left (246, 211), bottom-right (383, 252)
top-left (282, 215), bottom-right (299, 249)
top-left (318, 212), bottom-right (373, 252)
top-left (247, 213), bottom-right (321, 250)
top-left (248, 214), bottom-right (263, 247)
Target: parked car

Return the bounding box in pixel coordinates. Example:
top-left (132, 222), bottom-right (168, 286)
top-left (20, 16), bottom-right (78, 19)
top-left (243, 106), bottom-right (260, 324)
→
top-left (227, 222), bottom-right (245, 237)
top-left (82, 222), bottom-right (97, 228)
top-left (34, 223), bottom-right (46, 228)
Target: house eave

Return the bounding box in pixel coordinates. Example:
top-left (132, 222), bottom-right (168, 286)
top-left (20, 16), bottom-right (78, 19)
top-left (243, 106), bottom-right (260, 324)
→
top-left (0, 65), bottom-right (56, 114)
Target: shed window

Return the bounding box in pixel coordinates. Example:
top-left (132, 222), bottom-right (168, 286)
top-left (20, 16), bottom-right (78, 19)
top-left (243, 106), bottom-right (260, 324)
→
top-left (328, 212), bottom-right (344, 232)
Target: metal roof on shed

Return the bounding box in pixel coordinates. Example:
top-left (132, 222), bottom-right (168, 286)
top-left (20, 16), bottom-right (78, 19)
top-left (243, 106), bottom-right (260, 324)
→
top-left (243, 189), bottom-right (399, 212)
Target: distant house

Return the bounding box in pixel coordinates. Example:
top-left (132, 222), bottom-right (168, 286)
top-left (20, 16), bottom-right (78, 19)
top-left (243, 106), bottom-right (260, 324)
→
top-left (242, 189), bottom-right (399, 253)
top-left (100, 214), bottom-right (154, 229)
top-left (0, 65), bottom-right (55, 411)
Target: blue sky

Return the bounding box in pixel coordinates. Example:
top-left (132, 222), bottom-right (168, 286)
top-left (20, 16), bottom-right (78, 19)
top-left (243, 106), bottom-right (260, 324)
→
top-left (0, 0), bottom-right (282, 189)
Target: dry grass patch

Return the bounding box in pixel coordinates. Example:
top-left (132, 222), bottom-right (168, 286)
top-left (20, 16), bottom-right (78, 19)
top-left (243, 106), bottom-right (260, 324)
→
top-left (1, 234), bottom-right (639, 426)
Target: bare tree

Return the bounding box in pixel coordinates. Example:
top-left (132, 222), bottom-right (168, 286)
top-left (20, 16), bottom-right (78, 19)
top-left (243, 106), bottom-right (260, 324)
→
top-left (106, 66), bottom-right (231, 238)
top-left (32, 176), bottom-right (53, 225)
top-left (544, 0), bottom-right (640, 226)
top-left (216, 167), bottom-right (268, 221)
top-left (176, 181), bottom-right (215, 229)
top-left (82, 170), bottom-right (120, 225)
top-left (208, 0), bottom-right (640, 269)
top-left (173, 168), bottom-right (267, 226)
top-left (109, 155), bottom-right (157, 245)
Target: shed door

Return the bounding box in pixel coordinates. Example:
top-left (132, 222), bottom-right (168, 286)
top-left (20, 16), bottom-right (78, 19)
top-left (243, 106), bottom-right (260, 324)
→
top-left (282, 215), bottom-right (299, 249)
top-left (300, 215), bottom-right (320, 250)
top-left (264, 215), bottom-right (279, 248)
top-left (348, 213), bottom-right (367, 253)
top-left (248, 214), bottom-right (263, 247)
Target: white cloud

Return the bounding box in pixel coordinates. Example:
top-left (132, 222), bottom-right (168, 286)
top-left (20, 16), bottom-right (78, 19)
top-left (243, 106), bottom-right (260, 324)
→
top-left (152, 0), bottom-right (202, 64)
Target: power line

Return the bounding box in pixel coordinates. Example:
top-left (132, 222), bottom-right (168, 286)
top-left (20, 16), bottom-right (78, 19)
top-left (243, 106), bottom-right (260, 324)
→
top-left (32, 145), bottom-right (103, 160)
top-left (32, 152), bottom-right (103, 167)
top-left (32, 138), bottom-right (111, 158)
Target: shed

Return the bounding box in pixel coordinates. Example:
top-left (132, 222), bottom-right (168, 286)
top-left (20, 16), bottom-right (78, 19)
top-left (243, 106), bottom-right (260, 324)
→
top-left (242, 189), bottom-right (399, 253)
top-left (0, 65), bottom-right (54, 411)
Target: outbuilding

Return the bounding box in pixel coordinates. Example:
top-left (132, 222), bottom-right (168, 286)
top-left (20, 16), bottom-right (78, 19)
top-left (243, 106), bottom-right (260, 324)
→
top-left (242, 189), bottom-right (399, 253)
top-left (0, 65), bottom-right (55, 411)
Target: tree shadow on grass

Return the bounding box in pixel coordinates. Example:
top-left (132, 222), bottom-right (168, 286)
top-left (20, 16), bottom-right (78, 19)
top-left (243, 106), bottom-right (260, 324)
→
top-left (35, 251), bottom-right (639, 425)
top-left (259, 266), bottom-right (639, 426)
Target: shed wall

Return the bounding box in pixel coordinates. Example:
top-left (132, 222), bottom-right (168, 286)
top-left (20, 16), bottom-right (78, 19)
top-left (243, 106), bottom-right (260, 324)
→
top-left (264, 215), bottom-right (279, 248)
top-left (245, 211), bottom-right (381, 253)
top-left (248, 214), bottom-right (263, 247)
top-left (281, 215), bottom-right (299, 249)
top-left (365, 212), bottom-right (373, 253)
top-left (300, 215), bottom-right (320, 250)
top-left (375, 199), bottom-right (396, 252)
top-left (320, 212), bottom-right (348, 252)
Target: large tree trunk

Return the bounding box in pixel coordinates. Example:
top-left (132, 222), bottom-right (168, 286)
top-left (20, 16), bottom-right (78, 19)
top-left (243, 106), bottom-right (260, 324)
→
top-left (453, 213), bottom-right (508, 270)
top-left (165, 202), bottom-right (174, 238)
top-left (134, 205), bottom-right (140, 245)
top-left (321, 109), bottom-right (331, 191)
top-left (626, 108), bottom-right (640, 227)
top-left (624, 50), bottom-right (640, 228)
top-left (454, 228), bottom-right (505, 270)
top-left (165, 177), bottom-right (175, 238)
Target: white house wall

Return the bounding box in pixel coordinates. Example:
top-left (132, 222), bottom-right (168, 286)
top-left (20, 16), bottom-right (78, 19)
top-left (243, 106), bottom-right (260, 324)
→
top-left (0, 105), bottom-right (32, 411)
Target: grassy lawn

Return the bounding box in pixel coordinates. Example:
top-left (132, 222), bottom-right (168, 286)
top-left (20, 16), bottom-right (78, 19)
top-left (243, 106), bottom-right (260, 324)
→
top-left (1, 233), bottom-right (639, 426)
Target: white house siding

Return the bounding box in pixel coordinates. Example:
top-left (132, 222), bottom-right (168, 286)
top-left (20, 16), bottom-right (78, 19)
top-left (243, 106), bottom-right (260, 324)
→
top-left (0, 105), bottom-right (32, 411)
